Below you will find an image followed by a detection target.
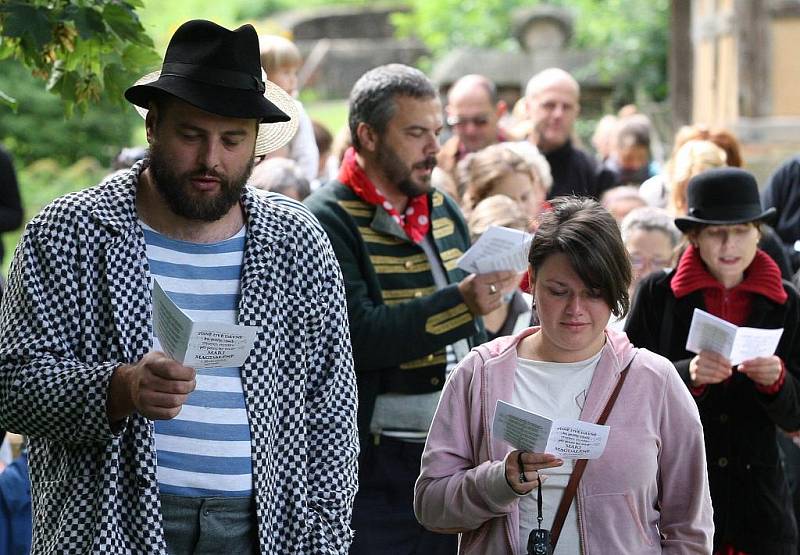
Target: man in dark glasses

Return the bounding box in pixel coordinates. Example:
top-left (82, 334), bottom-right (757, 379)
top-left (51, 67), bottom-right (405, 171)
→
top-left (437, 74), bottom-right (508, 180)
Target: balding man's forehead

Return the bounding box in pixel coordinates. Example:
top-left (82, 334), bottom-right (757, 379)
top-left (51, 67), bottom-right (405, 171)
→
top-left (448, 75), bottom-right (496, 104)
top-left (525, 69), bottom-right (580, 99)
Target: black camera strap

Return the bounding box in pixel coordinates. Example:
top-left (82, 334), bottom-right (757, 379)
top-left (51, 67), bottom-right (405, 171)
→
top-left (527, 476), bottom-right (550, 555)
top-left (537, 477), bottom-right (544, 530)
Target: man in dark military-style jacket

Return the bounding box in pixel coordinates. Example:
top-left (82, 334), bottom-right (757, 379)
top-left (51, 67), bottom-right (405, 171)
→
top-left (305, 64), bottom-right (517, 555)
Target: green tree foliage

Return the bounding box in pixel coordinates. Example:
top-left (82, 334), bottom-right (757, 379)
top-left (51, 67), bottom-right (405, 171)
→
top-left (394, 0), bottom-right (669, 102)
top-left (0, 59), bottom-right (139, 166)
top-left (0, 0), bottom-right (160, 113)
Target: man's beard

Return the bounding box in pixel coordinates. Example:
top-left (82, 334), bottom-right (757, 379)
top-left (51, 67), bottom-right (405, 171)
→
top-left (375, 139), bottom-right (437, 198)
top-left (147, 142), bottom-right (254, 222)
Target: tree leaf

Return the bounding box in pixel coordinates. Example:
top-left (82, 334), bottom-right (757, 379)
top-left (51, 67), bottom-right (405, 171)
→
top-left (63, 5), bottom-right (108, 40)
top-left (103, 3), bottom-right (152, 46)
top-left (1, 2), bottom-right (53, 51)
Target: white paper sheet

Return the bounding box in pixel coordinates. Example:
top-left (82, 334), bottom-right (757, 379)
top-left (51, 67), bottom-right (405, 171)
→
top-left (457, 225), bottom-right (533, 274)
top-left (685, 308), bottom-right (783, 366)
top-left (492, 400), bottom-right (610, 460)
top-left (153, 280), bottom-right (258, 368)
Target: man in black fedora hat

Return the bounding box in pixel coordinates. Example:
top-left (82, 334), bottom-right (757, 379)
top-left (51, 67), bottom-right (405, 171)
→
top-left (0, 19), bottom-right (357, 554)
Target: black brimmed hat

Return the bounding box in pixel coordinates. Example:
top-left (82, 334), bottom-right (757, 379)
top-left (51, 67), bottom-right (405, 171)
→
top-left (674, 167), bottom-right (776, 232)
top-left (125, 20), bottom-right (298, 155)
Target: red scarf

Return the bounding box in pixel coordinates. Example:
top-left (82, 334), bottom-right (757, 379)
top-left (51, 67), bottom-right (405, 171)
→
top-left (673, 245), bottom-right (788, 396)
top-left (337, 147), bottom-right (431, 244)
top-left (671, 245), bottom-right (787, 326)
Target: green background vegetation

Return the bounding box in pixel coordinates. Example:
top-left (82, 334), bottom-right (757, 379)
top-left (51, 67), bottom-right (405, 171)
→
top-left (0, 0), bottom-right (670, 273)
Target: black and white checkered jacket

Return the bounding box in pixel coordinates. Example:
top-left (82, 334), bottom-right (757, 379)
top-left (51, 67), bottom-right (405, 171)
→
top-left (0, 162), bottom-right (358, 554)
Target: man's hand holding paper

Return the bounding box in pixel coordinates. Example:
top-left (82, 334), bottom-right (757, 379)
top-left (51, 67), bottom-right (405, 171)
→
top-left (457, 225), bottom-right (533, 275)
top-left (153, 280), bottom-right (258, 369)
top-left (121, 351), bottom-right (196, 421)
top-left (457, 270), bottom-right (520, 316)
top-left (456, 226), bottom-right (531, 316)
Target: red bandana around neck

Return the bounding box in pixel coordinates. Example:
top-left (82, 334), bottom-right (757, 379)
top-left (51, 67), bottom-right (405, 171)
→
top-left (337, 147), bottom-right (431, 244)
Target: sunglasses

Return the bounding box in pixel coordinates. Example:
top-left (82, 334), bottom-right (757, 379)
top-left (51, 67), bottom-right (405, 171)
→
top-left (446, 114), bottom-right (491, 128)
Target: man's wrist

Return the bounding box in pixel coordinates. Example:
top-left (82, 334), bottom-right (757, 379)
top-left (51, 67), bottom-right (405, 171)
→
top-left (106, 363), bottom-right (136, 425)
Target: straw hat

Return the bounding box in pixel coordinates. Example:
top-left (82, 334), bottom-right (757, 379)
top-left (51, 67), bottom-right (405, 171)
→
top-left (125, 20), bottom-right (299, 156)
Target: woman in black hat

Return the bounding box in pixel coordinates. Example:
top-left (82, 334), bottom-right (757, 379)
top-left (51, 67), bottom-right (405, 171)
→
top-left (626, 167), bottom-right (800, 554)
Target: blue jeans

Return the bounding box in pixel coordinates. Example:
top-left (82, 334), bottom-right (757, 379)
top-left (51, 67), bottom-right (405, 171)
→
top-left (160, 493), bottom-right (258, 554)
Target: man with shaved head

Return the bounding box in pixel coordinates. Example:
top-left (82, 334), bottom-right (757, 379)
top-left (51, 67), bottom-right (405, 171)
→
top-left (525, 67), bottom-right (614, 199)
top-left (437, 74), bottom-right (508, 178)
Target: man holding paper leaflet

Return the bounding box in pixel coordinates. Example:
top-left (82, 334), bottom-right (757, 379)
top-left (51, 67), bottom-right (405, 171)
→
top-left (416, 197), bottom-right (712, 554)
top-left (305, 64), bottom-right (519, 554)
top-left (0, 20), bottom-right (357, 554)
top-left (626, 168), bottom-right (800, 554)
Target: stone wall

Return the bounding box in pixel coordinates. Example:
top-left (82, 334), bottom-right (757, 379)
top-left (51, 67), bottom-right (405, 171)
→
top-left (274, 5), bottom-right (427, 99)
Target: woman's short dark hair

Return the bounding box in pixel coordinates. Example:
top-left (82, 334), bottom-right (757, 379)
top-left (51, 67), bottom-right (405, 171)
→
top-left (528, 196), bottom-right (632, 317)
top-left (348, 63), bottom-right (437, 151)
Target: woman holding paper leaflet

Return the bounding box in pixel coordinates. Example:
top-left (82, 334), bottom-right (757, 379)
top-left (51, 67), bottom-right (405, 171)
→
top-left (415, 197), bottom-right (712, 554)
top-left (626, 167), bottom-right (800, 554)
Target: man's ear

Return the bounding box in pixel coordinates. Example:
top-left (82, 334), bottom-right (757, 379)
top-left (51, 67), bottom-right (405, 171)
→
top-left (524, 96), bottom-right (534, 118)
top-left (145, 102), bottom-right (159, 145)
top-left (356, 122), bottom-right (379, 153)
top-left (496, 100), bottom-right (508, 119)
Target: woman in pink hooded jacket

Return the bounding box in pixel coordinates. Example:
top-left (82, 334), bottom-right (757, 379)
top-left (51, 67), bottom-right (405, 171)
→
top-left (415, 197), bottom-right (713, 554)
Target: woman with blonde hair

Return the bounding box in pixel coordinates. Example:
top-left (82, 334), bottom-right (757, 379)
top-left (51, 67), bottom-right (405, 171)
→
top-left (667, 139), bottom-right (726, 216)
top-left (640, 124), bottom-right (743, 209)
top-left (458, 143), bottom-right (550, 221)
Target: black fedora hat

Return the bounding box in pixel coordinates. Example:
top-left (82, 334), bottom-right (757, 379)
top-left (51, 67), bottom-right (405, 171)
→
top-left (125, 20), bottom-right (299, 155)
top-left (674, 167), bottom-right (777, 232)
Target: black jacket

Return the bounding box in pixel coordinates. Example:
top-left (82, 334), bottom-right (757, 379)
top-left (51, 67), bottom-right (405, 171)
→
top-left (626, 267), bottom-right (800, 554)
top-left (762, 156), bottom-right (800, 272)
top-left (544, 139), bottom-right (616, 200)
top-left (0, 147), bottom-right (23, 266)
top-left (305, 182), bottom-right (485, 447)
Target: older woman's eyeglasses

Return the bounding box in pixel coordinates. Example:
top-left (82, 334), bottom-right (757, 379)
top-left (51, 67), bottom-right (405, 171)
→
top-left (629, 254), bottom-right (671, 272)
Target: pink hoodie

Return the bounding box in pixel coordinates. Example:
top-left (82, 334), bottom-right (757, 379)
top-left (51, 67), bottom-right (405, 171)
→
top-left (414, 328), bottom-right (713, 554)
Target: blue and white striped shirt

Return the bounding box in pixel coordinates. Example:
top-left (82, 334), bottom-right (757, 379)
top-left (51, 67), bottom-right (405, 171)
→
top-left (143, 222), bottom-right (253, 497)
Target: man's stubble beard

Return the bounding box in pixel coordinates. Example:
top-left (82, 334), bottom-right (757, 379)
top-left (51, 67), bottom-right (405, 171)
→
top-left (147, 141), bottom-right (254, 222)
top-left (375, 138), bottom-right (436, 199)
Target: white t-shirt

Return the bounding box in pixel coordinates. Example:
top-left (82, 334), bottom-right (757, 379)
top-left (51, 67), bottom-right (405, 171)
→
top-left (513, 350), bottom-right (602, 555)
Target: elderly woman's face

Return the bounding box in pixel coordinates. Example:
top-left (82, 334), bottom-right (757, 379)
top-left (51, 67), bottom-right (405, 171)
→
top-left (694, 223), bottom-right (759, 288)
top-left (531, 252), bottom-right (611, 362)
top-left (626, 228), bottom-right (673, 292)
